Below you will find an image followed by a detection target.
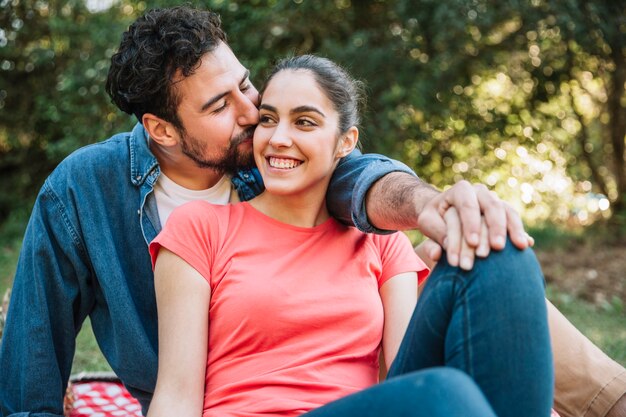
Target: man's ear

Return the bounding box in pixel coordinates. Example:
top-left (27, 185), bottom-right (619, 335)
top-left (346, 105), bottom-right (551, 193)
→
top-left (142, 113), bottom-right (180, 147)
top-left (336, 126), bottom-right (359, 158)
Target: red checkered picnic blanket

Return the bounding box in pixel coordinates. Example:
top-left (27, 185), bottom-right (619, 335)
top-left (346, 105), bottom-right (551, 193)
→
top-left (66, 378), bottom-right (141, 417)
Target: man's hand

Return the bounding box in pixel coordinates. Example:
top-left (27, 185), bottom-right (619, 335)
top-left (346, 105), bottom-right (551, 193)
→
top-left (415, 181), bottom-right (531, 257)
top-left (441, 207), bottom-right (492, 269)
top-left (415, 206), bottom-right (534, 270)
top-left (366, 173), bottom-right (533, 270)
top-left (414, 212), bottom-right (489, 270)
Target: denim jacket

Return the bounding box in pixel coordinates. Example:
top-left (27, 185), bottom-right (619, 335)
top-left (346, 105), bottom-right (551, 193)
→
top-left (0, 123), bottom-right (414, 416)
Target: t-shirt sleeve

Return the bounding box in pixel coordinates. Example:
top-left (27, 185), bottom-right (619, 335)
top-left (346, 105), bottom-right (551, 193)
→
top-left (374, 232), bottom-right (430, 288)
top-left (149, 201), bottom-right (223, 284)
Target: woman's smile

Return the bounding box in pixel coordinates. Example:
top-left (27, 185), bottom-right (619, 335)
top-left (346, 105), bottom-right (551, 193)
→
top-left (267, 156), bottom-right (303, 170)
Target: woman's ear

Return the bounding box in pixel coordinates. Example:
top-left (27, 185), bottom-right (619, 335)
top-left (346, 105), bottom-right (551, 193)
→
top-left (336, 126), bottom-right (359, 158)
top-left (142, 113), bottom-right (180, 147)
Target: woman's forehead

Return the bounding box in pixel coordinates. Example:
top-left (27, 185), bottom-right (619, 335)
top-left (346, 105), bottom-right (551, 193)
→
top-left (263, 70), bottom-right (329, 107)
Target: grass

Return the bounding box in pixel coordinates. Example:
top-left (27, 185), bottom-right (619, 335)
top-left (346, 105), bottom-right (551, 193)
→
top-left (1, 217), bottom-right (625, 372)
top-left (0, 213), bottom-right (25, 298)
top-left (547, 286), bottom-right (626, 366)
top-left (72, 318), bottom-right (113, 374)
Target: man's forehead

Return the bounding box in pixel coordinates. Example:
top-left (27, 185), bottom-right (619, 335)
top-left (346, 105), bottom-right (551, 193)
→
top-left (173, 42), bottom-right (246, 84)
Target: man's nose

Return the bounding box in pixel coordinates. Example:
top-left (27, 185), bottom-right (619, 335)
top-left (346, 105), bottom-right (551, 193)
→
top-left (237, 89), bottom-right (260, 126)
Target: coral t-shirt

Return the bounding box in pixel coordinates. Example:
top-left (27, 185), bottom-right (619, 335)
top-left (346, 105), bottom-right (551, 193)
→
top-left (150, 201), bottom-right (428, 417)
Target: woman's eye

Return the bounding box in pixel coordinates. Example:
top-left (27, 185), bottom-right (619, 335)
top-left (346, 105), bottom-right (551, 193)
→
top-left (297, 118), bottom-right (316, 127)
top-left (259, 114), bottom-right (275, 124)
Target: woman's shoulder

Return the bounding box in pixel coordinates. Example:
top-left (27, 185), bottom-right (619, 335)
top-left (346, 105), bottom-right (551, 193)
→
top-left (360, 231), bottom-right (417, 260)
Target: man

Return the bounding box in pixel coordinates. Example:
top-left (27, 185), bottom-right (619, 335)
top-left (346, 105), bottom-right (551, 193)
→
top-left (0, 6), bottom-right (623, 417)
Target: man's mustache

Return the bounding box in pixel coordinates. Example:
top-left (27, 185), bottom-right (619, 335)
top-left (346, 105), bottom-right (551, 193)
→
top-left (231, 127), bottom-right (256, 147)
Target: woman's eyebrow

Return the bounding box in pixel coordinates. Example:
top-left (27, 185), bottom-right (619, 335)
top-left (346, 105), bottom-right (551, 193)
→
top-left (290, 105), bottom-right (325, 117)
top-left (259, 103), bottom-right (277, 112)
top-left (258, 103), bottom-right (325, 117)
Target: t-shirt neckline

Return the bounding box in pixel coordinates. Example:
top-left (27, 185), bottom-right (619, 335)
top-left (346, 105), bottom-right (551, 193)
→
top-left (241, 201), bottom-right (338, 234)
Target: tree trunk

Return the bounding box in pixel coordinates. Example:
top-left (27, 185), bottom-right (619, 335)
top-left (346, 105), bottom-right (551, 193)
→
top-left (607, 40), bottom-right (626, 215)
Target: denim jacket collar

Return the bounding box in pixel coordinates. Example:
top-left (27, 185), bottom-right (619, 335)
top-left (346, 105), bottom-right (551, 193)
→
top-left (129, 123), bottom-right (159, 187)
top-left (127, 123), bottom-right (162, 244)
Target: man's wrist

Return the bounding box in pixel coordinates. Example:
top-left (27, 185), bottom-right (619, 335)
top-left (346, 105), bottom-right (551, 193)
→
top-left (366, 172), bottom-right (439, 231)
top-left (411, 180), bottom-right (440, 219)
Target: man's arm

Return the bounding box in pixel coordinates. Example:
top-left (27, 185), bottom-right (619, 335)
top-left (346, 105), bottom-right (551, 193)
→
top-left (326, 149), bottom-right (417, 234)
top-left (364, 171), bottom-right (439, 231)
top-left (0, 181), bottom-right (92, 417)
top-left (367, 171), bottom-right (531, 249)
top-left (328, 151), bottom-right (530, 269)
top-left (369, 172), bottom-right (534, 269)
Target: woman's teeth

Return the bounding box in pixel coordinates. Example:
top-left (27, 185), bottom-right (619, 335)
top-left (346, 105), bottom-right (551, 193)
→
top-left (269, 157), bottom-right (302, 169)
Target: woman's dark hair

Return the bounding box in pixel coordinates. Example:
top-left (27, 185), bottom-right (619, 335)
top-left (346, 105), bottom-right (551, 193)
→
top-left (263, 55), bottom-right (365, 135)
top-left (105, 6), bottom-right (227, 129)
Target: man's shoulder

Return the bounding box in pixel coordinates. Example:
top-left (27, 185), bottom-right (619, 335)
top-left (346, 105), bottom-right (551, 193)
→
top-left (61, 131), bottom-right (133, 169)
top-left (45, 129), bottom-right (139, 194)
top-left (51, 123), bottom-right (151, 179)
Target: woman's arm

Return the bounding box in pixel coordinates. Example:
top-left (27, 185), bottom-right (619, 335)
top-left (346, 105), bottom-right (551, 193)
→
top-left (147, 248), bottom-right (211, 417)
top-left (379, 272), bottom-right (418, 370)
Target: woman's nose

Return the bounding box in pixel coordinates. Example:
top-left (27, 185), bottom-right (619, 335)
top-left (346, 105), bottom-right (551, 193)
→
top-left (268, 124), bottom-right (292, 148)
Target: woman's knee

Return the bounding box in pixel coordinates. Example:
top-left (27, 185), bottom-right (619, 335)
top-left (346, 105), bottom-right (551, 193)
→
top-left (415, 367), bottom-right (479, 391)
top-left (390, 368), bottom-right (482, 399)
top-left (391, 368), bottom-right (495, 415)
top-left (471, 237), bottom-right (545, 294)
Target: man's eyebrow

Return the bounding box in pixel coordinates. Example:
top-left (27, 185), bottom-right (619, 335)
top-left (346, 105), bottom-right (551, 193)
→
top-left (200, 69), bottom-right (251, 112)
top-left (240, 69), bottom-right (250, 86)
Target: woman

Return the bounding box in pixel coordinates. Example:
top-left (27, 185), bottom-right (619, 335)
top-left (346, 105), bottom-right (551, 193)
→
top-left (148, 55), bottom-right (553, 417)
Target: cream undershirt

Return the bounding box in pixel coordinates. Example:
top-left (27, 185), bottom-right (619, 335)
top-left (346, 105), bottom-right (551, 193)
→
top-left (154, 172), bottom-right (233, 226)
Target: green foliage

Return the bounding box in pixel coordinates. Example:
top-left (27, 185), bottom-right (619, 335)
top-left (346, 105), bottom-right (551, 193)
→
top-left (0, 0), bottom-right (624, 228)
top-left (527, 225), bottom-right (585, 250)
top-left (205, 0), bottom-right (625, 227)
top-left (0, 211), bottom-right (26, 296)
top-left (0, 1), bottom-right (135, 222)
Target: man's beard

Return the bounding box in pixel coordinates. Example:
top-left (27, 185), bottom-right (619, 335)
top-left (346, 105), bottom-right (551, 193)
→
top-left (179, 127), bottom-right (256, 174)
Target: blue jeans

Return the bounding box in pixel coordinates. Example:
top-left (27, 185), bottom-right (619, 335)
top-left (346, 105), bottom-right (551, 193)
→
top-left (305, 368), bottom-right (496, 416)
top-left (305, 239), bottom-right (553, 417)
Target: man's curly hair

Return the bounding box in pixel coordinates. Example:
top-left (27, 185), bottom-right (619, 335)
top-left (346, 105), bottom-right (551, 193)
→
top-left (106, 6), bottom-right (227, 129)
